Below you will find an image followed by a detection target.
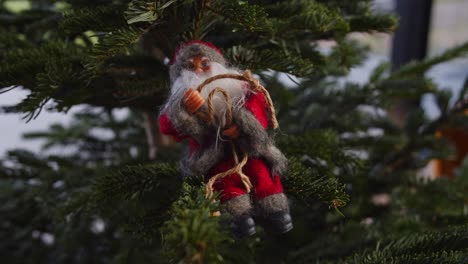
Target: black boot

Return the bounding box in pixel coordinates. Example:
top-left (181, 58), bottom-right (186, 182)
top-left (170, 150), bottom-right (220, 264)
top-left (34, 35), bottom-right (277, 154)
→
top-left (231, 214), bottom-right (256, 240)
top-left (254, 193), bottom-right (293, 234)
top-left (263, 211), bottom-right (293, 234)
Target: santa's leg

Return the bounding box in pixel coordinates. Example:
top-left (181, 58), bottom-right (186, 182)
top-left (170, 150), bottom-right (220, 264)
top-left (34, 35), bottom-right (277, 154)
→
top-left (244, 158), bottom-right (293, 234)
top-left (211, 160), bottom-right (256, 239)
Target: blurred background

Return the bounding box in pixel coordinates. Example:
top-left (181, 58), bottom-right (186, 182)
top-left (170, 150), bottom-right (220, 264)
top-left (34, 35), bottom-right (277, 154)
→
top-left (2, 0), bottom-right (468, 158)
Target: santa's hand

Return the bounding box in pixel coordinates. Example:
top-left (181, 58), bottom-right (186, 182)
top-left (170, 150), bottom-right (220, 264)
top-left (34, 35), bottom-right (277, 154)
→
top-left (222, 124), bottom-right (240, 138)
top-left (183, 88), bottom-right (205, 114)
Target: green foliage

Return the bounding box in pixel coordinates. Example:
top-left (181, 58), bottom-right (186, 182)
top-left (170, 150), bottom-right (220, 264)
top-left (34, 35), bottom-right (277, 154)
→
top-left (125, 0), bottom-right (180, 25)
top-left (392, 42), bottom-right (468, 79)
top-left (161, 182), bottom-right (232, 263)
top-left (59, 5), bottom-right (127, 34)
top-left (0, 40), bottom-right (84, 119)
top-left (339, 225), bottom-right (468, 264)
top-left (211, 0), bottom-right (271, 33)
top-left (86, 27), bottom-right (143, 73)
top-left (271, 1), bottom-right (349, 38)
top-left (392, 174), bottom-right (468, 227)
top-left (93, 163), bottom-right (182, 243)
top-left (285, 158), bottom-right (350, 209)
top-left (279, 131), bottom-right (359, 208)
top-left (226, 45), bottom-right (319, 76)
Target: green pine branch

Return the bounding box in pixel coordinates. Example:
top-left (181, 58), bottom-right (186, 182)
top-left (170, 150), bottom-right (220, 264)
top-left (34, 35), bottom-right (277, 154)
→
top-left (59, 5), bottom-right (127, 34)
top-left (210, 0), bottom-right (271, 33)
top-left (339, 225), bottom-right (468, 264)
top-left (284, 158), bottom-right (350, 210)
top-left (85, 26), bottom-right (143, 74)
top-left (0, 41), bottom-right (84, 120)
top-left (393, 172), bottom-right (468, 226)
top-left (94, 163), bottom-right (180, 207)
top-left (266, 0), bottom-right (349, 39)
top-left (161, 181), bottom-right (232, 264)
top-left (391, 42), bottom-right (468, 79)
top-left (125, 0), bottom-right (180, 25)
top-left (0, 27), bottom-right (33, 50)
top-left (348, 14), bottom-right (397, 33)
top-left (226, 45), bottom-right (319, 77)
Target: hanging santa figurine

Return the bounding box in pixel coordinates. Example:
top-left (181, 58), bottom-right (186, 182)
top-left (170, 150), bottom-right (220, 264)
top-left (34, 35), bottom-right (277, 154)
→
top-left (159, 40), bottom-right (292, 239)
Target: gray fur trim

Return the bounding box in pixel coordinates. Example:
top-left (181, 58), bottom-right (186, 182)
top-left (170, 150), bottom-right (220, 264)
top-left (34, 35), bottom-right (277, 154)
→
top-left (161, 79), bottom-right (287, 179)
top-left (264, 145), bottom-right (288, 176)
top-left (222, 194), bottom-right (253, 216)
top-left (180, 139), bottom-right (225, 177)
top-left (170, 43), bottom-right (226, 83)
top-left (255, 193), bottom-right (290, 216)
top-left (163, 85), bottom-right (206, 142)
top-left (234, 108), bottom-right (288, 176)
top-left (172, 97), bottom-right (288, 178)
top-left (161, 86), bottom-right (226, 178)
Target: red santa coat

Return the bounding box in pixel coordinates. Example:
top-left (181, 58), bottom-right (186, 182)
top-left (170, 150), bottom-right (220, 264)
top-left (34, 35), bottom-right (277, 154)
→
top-left (159, 91), bottom-right (284, 202)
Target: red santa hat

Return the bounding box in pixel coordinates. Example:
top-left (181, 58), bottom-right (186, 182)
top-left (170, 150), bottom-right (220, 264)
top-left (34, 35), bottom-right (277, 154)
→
top-left (169, 40), bottom-right (226, 83)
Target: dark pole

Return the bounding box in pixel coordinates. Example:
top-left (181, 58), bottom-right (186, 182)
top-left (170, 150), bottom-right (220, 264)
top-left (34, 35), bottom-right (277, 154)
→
top-left (391, 0), bottom-right (434, 69)
top-left (389, 0), bottom-right (433, 126)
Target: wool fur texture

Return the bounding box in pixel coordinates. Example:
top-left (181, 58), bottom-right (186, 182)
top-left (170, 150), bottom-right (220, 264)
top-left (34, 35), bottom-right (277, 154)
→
top-left (170, 62), bottom-right (249, 125)
top-left (159, 41), bottom-right (293, 236)
top-left (222, 194), bottom-right (253, 216)
top-left (161, 60), bottom-right (287, 178)
top-left (255, 193), bottom-right (290, 216)
top-left (170, 42), bottom-right (226, 83)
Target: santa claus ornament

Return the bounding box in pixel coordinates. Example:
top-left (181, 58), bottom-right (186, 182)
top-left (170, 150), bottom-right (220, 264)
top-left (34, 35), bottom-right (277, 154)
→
top-left (159, 40), bottom-right (292, 239)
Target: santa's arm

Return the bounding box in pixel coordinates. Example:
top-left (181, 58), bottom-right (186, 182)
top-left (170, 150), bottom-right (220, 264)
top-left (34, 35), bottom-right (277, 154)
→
top-left (159, 112), bottom-right (185, 142)
top-left (160, 90), bottom-right (207, 141)
top-left (235, 91), bottom-right (288, 175)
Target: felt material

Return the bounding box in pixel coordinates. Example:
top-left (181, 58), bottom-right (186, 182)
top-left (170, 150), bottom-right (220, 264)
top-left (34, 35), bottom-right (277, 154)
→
top-left (222, 194), bottom-right (253, 216)
top-left (170, 41), bottom-right (226, 83)
top-left (159, 91), bottom-right (288, 177)
top-left (235, 93), bottom-right (288, 176)
top-left (255, 193), bottom-right (290, 216)
top-left (244, 91), bottom-right (269, 129)
top-left (159, 111), bottom-right (218, 176)
top-left (165, 99), bottom-right (205, 143)
top-left (160, 41), bottom-right (292, 235)
top-left (170, 40), bottom-right (223, 65)
top-left (159, 112), bottom-right (199, 152)
top-left (180, 137), bottom-right (225, 177)
top-left (159, 112), bottom-right (184, 142)
top-left (160, 42), bottom-right (288, 210)
top-left (211, 158), bottom-right (284, 203)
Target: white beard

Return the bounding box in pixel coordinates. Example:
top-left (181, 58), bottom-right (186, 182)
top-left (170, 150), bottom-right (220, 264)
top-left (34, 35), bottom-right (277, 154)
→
top-left (169, 62), bottom-right (249, 120)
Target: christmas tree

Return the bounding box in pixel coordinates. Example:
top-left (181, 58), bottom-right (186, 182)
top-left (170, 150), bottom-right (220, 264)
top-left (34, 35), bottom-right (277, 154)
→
top-left (1, 0), bottom-right (467, 263)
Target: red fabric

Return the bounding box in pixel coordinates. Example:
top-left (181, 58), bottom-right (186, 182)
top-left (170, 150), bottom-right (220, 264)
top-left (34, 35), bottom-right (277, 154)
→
top-left (159, 112), bottom-right (183, 142)
top-left (211, 92), bottom-right (283, 202)
top-left (244, 92), bottom-right (269, 129)
top-left (188, 139), bottom-right (200, 153)
top-left (211, 158), bottom-right (284, 202)
top-left (159, 112), bottom-right (200, 153)
top-left (160, 90), bottom-right (283, 203)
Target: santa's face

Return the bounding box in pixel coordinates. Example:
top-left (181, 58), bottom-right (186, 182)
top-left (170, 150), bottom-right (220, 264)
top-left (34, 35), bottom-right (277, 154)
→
top-left (169, 55), bottom-right (249, 117)
top-left (185, 55), bottom-right (212, 75)
top-left (171, 56), bottom-right (246, 96)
